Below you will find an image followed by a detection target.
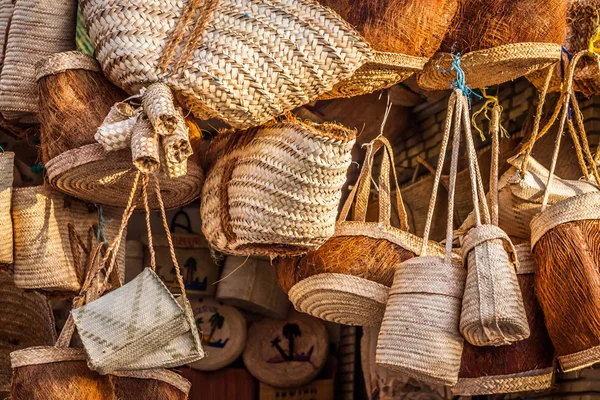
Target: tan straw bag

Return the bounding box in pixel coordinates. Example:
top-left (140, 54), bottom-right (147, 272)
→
top-left (0, 0), bottom-right (76, 122)
top-left (285, 136), bottom-right (448, 327)
top-left (376, 90), bottom-right (467, 386)
top-left (12, 185), bottom-right (125, 293)
top-left (0, 151), bottom-right (13, 264)
top-left (530, 51), bottom-right (600, 373)
top-left (453, 244), bottom-right (555, 396)
top-left (81, 0), bottom-right (373, 129)
top-left (201, 118), bottom-right (356, 257)
top-left (72, 173), bottom-right (203, 375)
top-left (459, 101), bottom-right (529, 347)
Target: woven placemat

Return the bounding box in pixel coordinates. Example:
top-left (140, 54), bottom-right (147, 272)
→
top-left (417, 42), bottom-right (561, 90)
top-left (46, 144), bottom-right (203, 209)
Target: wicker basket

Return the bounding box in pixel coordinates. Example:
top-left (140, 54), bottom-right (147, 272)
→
top-left (0, 0), bottom-right (76, 122)
top-left (0, 152), bottom-right (13, 264)
top-left (201, 118), bottom-right (356, 257)
top-left (286, 136), bottom-right (448, 327)
top-left (12, 185), bottom-right (126, 293)
top-left (417, 0), bottom-right (566, 90)
top-left (453, 244), bottom-right (555, 396)
top-left (0, 0), bottom-right (13, 72)
top-left (376, 90), bottom-right (468, 386)
top-left (81, 0), bottom-right (373, 129)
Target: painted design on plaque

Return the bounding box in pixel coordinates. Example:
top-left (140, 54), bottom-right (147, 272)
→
top-left (195, 300), bottom-right (229, 349)
top-left (268, 323), bottom-right (314, 364)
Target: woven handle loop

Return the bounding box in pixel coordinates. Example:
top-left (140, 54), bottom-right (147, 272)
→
top-left (339, 136), bottom-right (409, 230)
top-left (490, 105), bottom-right (501, 226)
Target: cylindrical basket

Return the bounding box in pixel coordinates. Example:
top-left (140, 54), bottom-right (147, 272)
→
top-left (0, 0), bottom-right (77, 122)
top-left (81, 0), bottom-right (373, 129)
top-left (201, 118), bottom-right (356, 257)
top-left (453, 244), bottom-right (555, 396)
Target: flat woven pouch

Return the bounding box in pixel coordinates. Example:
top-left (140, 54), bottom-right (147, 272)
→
top-left (201, 118), bottom-right (356, 257)
top-left (81, 0), bottom-right (373, 129)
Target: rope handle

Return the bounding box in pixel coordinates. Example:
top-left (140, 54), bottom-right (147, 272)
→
top-left (490, 104), bottom-right (501, 226)
top-left (338, 136), bottom-right (409, 231)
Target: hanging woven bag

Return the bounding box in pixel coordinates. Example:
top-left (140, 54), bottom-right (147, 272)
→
top-left (417, 0), bottom-right (566, 90)
top-left (0, 151), bottom-right (13, 264)
top-left (376, 89), bottom-right (468, 386)
top-left (0, 0), bottom-right (77, 123)
top-left (71, 173), bottom-right (204, 374)
top-left (315, 0), bottom-right (458, 99)
top-left (527, 0), bottom-right (600, 98)
top-left (279, 136), bottom-right (448, 327)
top-left (530, 51), bottom-right (600, 373)
top-left (453, 243), bottom-right (555, 395)
top-left (459, 102), bottom-right (529, 347)
top-left (12, 185), bottom-right (125, 293)
top-left (10, 247), bottom-right (191, 400)
top-left (80, 0), bottom-right (373, 129)
top-left (0, 0), bottom-right (13, 73)
top-left (201, 117), bottom-right (356, 257)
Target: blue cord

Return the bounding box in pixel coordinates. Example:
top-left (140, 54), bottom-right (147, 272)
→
top-left (436, 52), bottom-right (482, 108)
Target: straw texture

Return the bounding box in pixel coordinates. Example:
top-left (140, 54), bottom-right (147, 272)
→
top-left (288, 273), bottom-right (389, 327)
top-left (81, 0), bottom-right (373, 129)
top-left (0, 0), bottom-right (13, 69)
top-left (131, 117), bottom-right (161, 173)
top-left (417, 43), bottom-right (561, 90)
top-left (72, 268), bottom-right (203, 374)
top-left (94, 104), bottom-right (137, 152)
top-left (454, 244), bottom-right (555, 396)
top-left (0, 0), bottom-right (76, 122)
top-left (46, 143), bottom-right (203, 209)
top-left (142, 83), bottom-right (178, 136)
top-left (12, 186), bottom-right (126, 292)
top-left (0, 152), bottom-right (13, 264)
top-left (201, 119), bottom-right (355, 257)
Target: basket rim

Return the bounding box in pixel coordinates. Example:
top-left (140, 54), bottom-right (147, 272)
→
top-left (452, 367), bottom-right (554, 396)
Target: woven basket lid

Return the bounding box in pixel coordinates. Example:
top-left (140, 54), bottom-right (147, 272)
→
top-left (288, 273), bottom-right (389, 327)
top-left (188, 297), bottom-right (247, 372)
top-left (46, 144), bottom-right (203, 209)
top-left (417, 42), bottom-right (561, 91)
top-left (243, 312), bottom-right (328, 388)
top-left (318, 51), bottom-right (427, 100)
top-left (216, 256), bottom-right (290, 319)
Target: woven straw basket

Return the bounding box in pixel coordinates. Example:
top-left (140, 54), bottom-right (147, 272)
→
top-left (287, 137), bottom-right (449, 327)
top-left (376, 90), bottom-right (469, 386)
top-left (0, 0), bottom-right (76, 122)
top-left (0, 0), bottom-right (13, 71)
top-left (12, 185), bottom-right (126, 293)
top-left (453, 244), bottom-right (555, 396)
top-left (46, 143), bottom-right (204, 209)
top-left (201, 118), bottom-right (356, 257)
top-left (10, 347), bottom-right (191, 400)
top-left (459, 103), bottom-right (529, 347)
top-left (81, 0), bottom-right (373, 129)
top-left (0, 152), bottom-right (13, 264)
top-left (217, 256), bottom-right (290, 319)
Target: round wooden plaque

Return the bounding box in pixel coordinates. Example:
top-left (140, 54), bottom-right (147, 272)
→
top-left (243, 312), bottom-right (328, 388)
top-left (189, 297), bottom-right (247, 371)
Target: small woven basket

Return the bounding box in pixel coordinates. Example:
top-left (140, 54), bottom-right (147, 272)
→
top-left (0, 152), bottom-right (13, 264)
top-left (0, 0), bottom-right (76, 122)
top-left (81, 0), bottom-right (373, 129)
top-left (453, 244), bottom-right (555, 396)
top-left (201, 118), bottom-right (356, 257)
top-left (285, 136), bottom-right (448, 327)
top-left (12, 185), bottom-right (125, 293)
top-left (376, 90), bottom-right (469, 386)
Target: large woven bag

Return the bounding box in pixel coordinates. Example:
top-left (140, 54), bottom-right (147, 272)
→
top-left (459, 102), bottom-right (529, 347)
top-left (72, 173), bottom-right (203, 374)
top-left (527, 0), bottom-right (600, 98)
top-left (417, 0), bottom-right (566, 90)
top-left (0, 0), bottom-right (13, 73)
top-left (12, 185), bottom-right (125, 293)
top-left (0, 0), bottom-right (76, 122)
top-left (0, 151), bottom-right (13, 264)
top-left (201, 118), bottom-right (356, 257)
top-left (376, 90), bottom-right (468, 386)
top-left (81, 0), bottom-right (372, 129)
top-left (453, 244), bottom-right (555, 396)
top-left (281, 136), bottom-right (448, 327)
top-left (530, 53), bottom-right (600, 373)
top-left (315, 0), bottom-right (458, 99)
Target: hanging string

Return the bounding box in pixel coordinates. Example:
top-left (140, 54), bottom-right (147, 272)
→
top-left (95, 205), bottom-right (110, 245)
top-left (471, 88), bottom-right (509, 141)
top-left (436, 51), bottom-right (482, 107)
